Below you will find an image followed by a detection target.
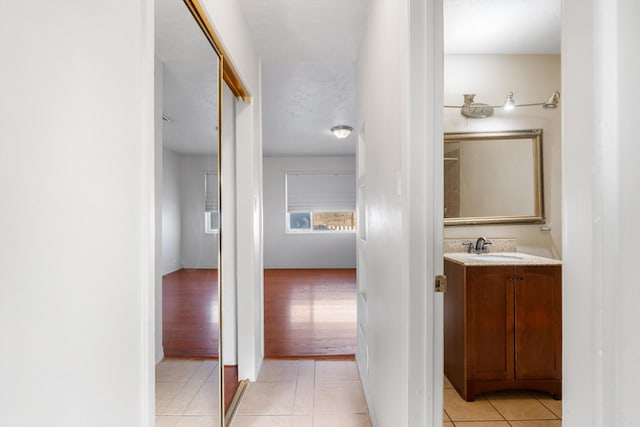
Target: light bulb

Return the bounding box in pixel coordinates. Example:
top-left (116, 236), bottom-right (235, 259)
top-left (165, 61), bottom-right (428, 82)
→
top-left (503, 92), bottom-right (515, 111)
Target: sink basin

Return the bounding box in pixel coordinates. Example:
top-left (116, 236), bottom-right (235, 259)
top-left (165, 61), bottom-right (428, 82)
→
top-left (468, 254), bottom-right (524, 262)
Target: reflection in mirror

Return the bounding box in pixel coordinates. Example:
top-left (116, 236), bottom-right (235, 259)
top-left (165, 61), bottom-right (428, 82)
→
top-left (220, 82), bottom-right (240, 423)
top-left (156, 0), bottom-right (221, 425)
top-left (444, 129), bottom-right (544, 225)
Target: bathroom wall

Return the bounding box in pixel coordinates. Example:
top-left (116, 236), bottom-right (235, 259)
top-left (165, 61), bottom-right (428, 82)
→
top-left (444, 54), bottom-right (562, 258)
top-left (263, 156), bottom-right (357, 268)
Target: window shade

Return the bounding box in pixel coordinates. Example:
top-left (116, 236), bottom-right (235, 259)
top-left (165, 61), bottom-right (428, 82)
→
top-left (286, 172), bottom-right (356, 212)
top-left (204, 171), bottom-right (218, 212)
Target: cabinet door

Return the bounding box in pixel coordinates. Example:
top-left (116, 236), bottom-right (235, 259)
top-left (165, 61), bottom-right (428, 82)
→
top-left (514, 265), bottom-right (562, 380)
top-left (444, 260), bottom-right (466, 393)
top-left (467, 266), bottom-right (515, 381)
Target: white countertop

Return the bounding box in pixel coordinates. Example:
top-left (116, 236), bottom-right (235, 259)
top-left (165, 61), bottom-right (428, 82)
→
top-left (444, 252), bottom-right (562, 266)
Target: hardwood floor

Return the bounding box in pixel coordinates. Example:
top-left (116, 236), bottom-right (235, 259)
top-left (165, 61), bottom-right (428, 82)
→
top-left (162, 268), bottom-right (219, 358)
top-left (264, 268), bottom-right (358, 358)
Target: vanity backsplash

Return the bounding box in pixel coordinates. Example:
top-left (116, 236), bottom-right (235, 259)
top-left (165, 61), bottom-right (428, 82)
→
top-left (444, 238), bottom-right (517, 253)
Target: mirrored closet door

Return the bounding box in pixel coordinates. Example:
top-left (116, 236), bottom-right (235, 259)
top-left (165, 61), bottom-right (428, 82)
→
top-left (156, 0), bottom-right (223, 424)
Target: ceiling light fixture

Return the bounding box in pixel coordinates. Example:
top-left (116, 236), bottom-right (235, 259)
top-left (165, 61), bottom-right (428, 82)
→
top-left (459, 94), bottom-right (494, 118)
top-left (330, 125), bottom-right (353, 139)
top-left (444, 91), bottom-right (561, 118)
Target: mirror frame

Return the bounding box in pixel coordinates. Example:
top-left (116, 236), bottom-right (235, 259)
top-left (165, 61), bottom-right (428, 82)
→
top-left (444, 129), bottom-right (545, 226)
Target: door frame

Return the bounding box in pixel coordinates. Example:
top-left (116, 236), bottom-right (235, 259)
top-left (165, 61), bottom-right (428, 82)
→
top-left (408, 0), bottom-right (444, 425)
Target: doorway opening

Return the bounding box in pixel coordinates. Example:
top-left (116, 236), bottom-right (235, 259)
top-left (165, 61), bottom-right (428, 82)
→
top-left (441, 1), bottom-right (563, 425)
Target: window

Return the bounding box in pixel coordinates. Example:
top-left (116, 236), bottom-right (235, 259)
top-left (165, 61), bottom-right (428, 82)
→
top-left (286, 172), bottom-right (357, 233)
top-left (204, 171), bottom-right (219, 233)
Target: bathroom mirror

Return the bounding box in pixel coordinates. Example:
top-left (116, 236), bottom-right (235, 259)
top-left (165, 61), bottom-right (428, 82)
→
top-left (444, 129), bottom-right (544, 225)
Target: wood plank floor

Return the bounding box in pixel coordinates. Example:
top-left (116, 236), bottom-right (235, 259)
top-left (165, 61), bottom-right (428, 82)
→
top-left (162, 268), bottom-right (219, 358)
top-left (264, 268), bottom-right (358, 358)
top-left (162, 268), bottom-right (358, 396)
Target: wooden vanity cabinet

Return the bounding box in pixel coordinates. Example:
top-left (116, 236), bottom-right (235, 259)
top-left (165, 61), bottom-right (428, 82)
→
top-left (444, 260), bottom-right (562, 401)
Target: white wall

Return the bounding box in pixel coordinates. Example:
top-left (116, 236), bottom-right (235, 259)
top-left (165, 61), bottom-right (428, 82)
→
top-left (0, 1), bottom-right (155, 425)
top-left (563, 0), bottom-right (640, 426)
top-left (179, 154), bottom-right (219, 269)
top-left (162, 148), bottom-right (182, 275)
top-left (222, 83), bottom-right (238, 365)
top-left (357, 0), bottom-right (410, 425)
top-left (612, 1), bottom-right (640, 423)
top-left (263, 156), bottom-right (357, 268)
top-left (200, 0), bottom-right (264, 381)
top-left (443, 55), bottom-right (562, 258)
top-left (155, 57), bottom-right (165, 363)
top-left (357, 2), bottom-right (408, 422)
top-left (358, 0), bottom-right (442, 425)
top-left (162, 152), bottom-right (220, 272)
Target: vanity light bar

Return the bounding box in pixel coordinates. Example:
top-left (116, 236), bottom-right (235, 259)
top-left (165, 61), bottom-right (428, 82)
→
top-left (444, 91), bottom-right (560, 118)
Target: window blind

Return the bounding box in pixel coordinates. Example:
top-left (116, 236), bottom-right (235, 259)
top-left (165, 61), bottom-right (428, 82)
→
top-left (286, 172), bottom-right (356, 212)
top-left (204, 171), bottom-right (218, 212)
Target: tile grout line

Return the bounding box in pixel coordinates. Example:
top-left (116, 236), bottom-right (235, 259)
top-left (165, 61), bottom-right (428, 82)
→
top-left (158, 361), bottom-right (203, 417)
top-left (310, 361), bottom-right (315, 427)
top-left (534, 395), bottom-right (562, 419)
top-left (485, 397), bottom-right (512, 423)
top-left (291, 360), bottom-right (301, 418)
top-left (311, 361), bottom-right (316, 422)
top-left (185, 361), bottom-right (209, 416)
top-left (183, 372), bottom-right (210, 416)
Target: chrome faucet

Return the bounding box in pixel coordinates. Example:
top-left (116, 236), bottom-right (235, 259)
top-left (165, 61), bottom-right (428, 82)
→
top-left (462, 237), bottom-right (492, 253)
top-left (475, 237), bottom-right (492, 253)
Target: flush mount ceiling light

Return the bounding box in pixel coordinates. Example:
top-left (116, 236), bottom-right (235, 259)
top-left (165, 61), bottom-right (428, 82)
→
top-left (445, 91), bottom-right (561, 118)
top-left (330, 125), bottom-right (353, 139)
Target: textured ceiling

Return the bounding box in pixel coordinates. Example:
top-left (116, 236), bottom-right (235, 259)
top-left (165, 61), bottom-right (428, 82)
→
top-left (261, 61), bottom-right (357, 157)
top-left (239, 0), bottom-right (370, 62)
top-left (239, 0), bottom-right (369, 157)
top-left (444, 0), bottom-right (561, 54)
top-left (155, 0), bottom-right (219, 156)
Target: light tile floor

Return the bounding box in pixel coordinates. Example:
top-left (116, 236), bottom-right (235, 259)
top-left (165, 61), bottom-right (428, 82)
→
top-left (155, 359), bottom-right (562, 427)
top-left (233, 360), bottom-right (371, 427)
top-left (156, 358), bottom-right (221, 427)
top-left (443, 376), bottom-right (562, 427)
